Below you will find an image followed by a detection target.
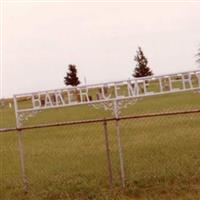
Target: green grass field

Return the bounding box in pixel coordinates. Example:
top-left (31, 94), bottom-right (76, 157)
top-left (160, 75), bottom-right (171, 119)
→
top-left (1, 91), bottom-right (200, 200)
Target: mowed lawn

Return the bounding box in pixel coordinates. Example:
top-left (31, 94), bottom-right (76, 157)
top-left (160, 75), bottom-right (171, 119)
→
top-left (0, 91), bottom-right (200, 200)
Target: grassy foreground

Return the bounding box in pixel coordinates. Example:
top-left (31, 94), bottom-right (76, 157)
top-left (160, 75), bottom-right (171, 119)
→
top-left (0, 92), bottom-right (200, 200)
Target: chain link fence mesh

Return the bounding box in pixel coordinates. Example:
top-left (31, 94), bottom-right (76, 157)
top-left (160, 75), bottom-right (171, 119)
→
top-left (1, 93), bottom-right (200, 199)
top-left (119, 112), bottom-right (200, 188)
top-left (0, 131), bottom-right (22, 196)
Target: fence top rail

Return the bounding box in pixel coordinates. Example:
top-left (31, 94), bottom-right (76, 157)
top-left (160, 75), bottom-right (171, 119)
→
top-left (1, 108), bottom-right (200, 133)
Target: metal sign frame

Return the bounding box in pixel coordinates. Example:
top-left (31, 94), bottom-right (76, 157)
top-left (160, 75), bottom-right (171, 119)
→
top-left (14, 70), bottom-right (200, 128)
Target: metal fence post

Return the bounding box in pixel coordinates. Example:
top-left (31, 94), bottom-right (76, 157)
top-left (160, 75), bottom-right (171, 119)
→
top-left (17, 129), bottom-right (28, 193)
top-left (14, 96), bottom-right (29, 193)
top-left (103, 119), bottom-right (113, 189)
top-left (113, 100), bottom-right (125, 188)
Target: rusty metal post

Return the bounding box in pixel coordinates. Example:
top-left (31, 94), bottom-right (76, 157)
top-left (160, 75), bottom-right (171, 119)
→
top-left (103, 119), bottom-right (113, 189)
top-left (17, 129), bottom-right (28, 193)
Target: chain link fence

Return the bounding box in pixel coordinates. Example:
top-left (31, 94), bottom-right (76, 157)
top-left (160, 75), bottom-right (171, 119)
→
top-left (119, 111), bottom-right (200, 188)
top-left (1, 108), bottom-right (200, 199)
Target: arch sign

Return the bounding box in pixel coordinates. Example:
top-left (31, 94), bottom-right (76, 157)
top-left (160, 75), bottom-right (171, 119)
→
top-left (14, 70), bottom-right (200, 128)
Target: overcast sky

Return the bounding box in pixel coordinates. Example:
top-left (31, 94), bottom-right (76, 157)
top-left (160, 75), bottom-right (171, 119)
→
top-left (1, 1), bottom-right (200, 98)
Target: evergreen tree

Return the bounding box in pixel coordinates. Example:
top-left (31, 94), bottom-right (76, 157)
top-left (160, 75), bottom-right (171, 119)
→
top-left (64, 64), bottom-right (80, 86)
top-left (133, 47), bottom-right (153, 78)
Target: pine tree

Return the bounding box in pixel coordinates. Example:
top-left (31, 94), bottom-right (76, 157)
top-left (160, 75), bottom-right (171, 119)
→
top-left (64, 64), bottom-right (80, 86)
top-left (133, 47), bottom-right (153, 78)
